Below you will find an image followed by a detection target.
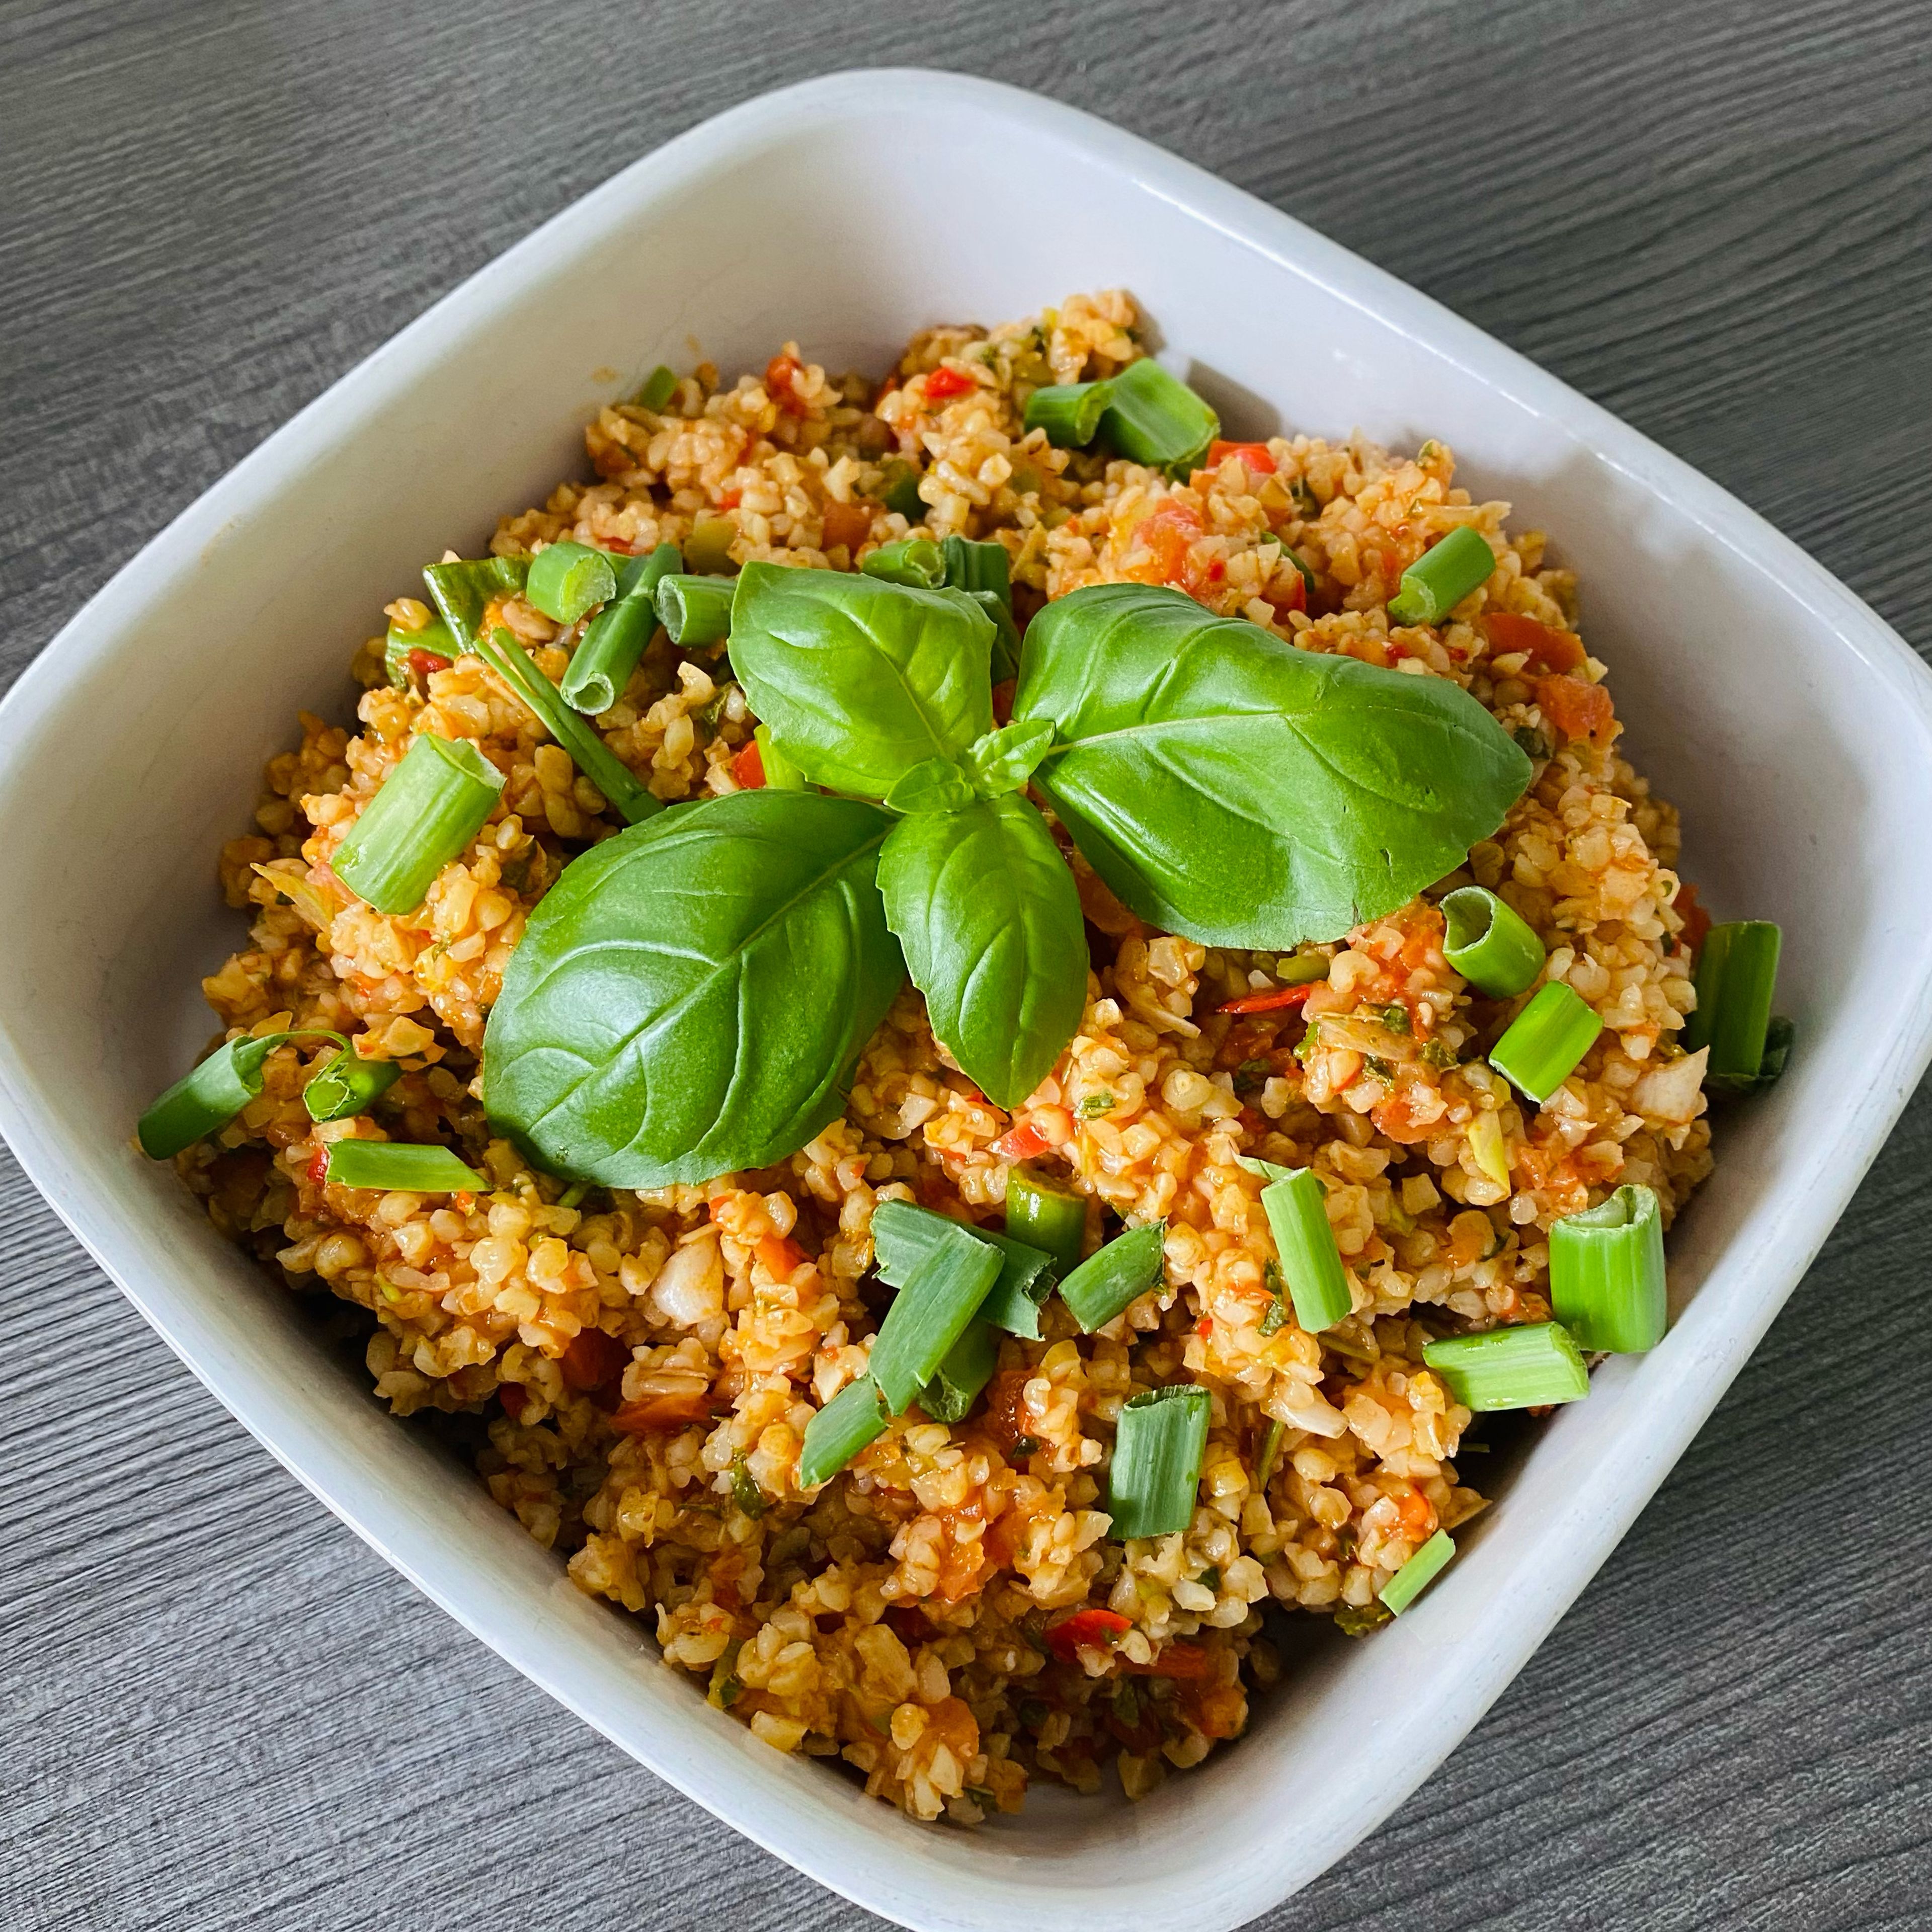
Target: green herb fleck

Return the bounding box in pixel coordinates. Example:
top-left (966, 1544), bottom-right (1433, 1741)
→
top-left (1513, 726), bottom-right (1554, 760)
top-left (1110, 1680), bottom-right (1141, 1727)
top-left (1420, 1038), bottom-right (1458, 1069)
top-left (1195, 1566), bottom-right (1221, 1593)
top-left (1009, 1434), bottom-right (1040, 1458)
top-left (1233, 1058), bottom-right (1273, 1094)
top-left (1333, 1601), bottom-right (1392, 1637)
top-left (1364, 1056), bottom-right (1395, 1080)
top-left (1018, 1698), bottom-right (1050, 1730)
top-left (707, 1640), bottom-right (745, 1708)
top-left (1259, 1298), bottom-right (1287, 1338)
top-left (965, 1785), bottom-right (1000, 1810)
top-left (1380, 1003), bottom-right (1411, 1035)
top-left (731, 1453), bottom-right (767, 1518)
top-left (1078, 1092), bottom-right (1117, 1118)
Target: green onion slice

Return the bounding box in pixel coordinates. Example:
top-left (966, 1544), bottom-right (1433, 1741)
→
top-left (524, 541), bottom-right (618, 626)
top-left (1549, 1182), bottom-right (1667, 1353)
top-left (1101, 358), bottom-right (1220, 472)
top-left (422, 555), bottom-right (529, 650)
top-left (753, 724), bottom-right (808, 792)
top-left (1421, 1321), bottom-right (1591, 1411)
top-left (1058, 1223), bottom-right (1166, 1334)
top-left (1440, 885), bottom-right (1545, 998)
top-left (683, 516), bottom-right (738, 575)
top-left (1683, 920), bottom-right (1783, 1090)
top-left (873, 1198), bottom-right (1057, 1339)
top-left (138, 1028), bottom-right (346, 1160)
top-left (1378, 1528), bottom-right (1455, 1615)
top-left (470, 626), bottom-right (660, 825)
top-left (330, 734), bottom-right (505, 916)
top-left (877, 460), bottom-right (926, 522)
top-left (1107, 1384), bottom-right (1211, 1540)
top-left (919, 1319), bottom-right (999, 1424)
top-left (1254, 1418), bottom-right (1285, 1492)
top-left (633, 364), bottom-right (678, 411)
top-left (1254, 1167), bottom-right (1352, 1333)
top-left (323, 1139), bottom-right (485, 1193)
top-left (1740, 1013), bottom-right (1796, 1095)
top-left (302, 1050), bottom-right (403, 1124)
top-left (867, 1222), bottom-right (1004, 1413)
top-left (656, 573), bottom-right (735, 647)
top-left (861, 536), bottom-right (946, 589)
top-left (560, 541), bottom-right (680, 715)
top-left (941, 535), bottom-right (1011, 610)
top-left (1489, 981), bottom-right (1603, 1104)
top-left (1386, 524), bottom-right (1496, 626)
top-left (384, 614), bottom-right (457, 689)
top-left (797, 1374), bottom-right (890, 1488)
top-left (1004, 1164), bottom-right (1086, 1277)
top-left (1023, 380), bottom-right (1114, 449)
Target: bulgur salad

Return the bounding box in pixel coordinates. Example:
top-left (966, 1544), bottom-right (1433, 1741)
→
top-left (140, 291), bottom-right (1790, 1823)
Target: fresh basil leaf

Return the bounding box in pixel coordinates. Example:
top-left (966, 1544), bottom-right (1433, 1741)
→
top-left (729, 562), bottom-right (994, 798)
top-left (1017, 584), bottom-right (1533, 946)
top-left (886, 757), bottom-right (976, 816)
top-left (953, 586), bottom-right (1022, 683)
top-left (482, 790), bottom-right (902, 1185)
top-left (967, 718), bottom-right (1055, 797)
top-left (878, 793), bottom-right (1088, 1108)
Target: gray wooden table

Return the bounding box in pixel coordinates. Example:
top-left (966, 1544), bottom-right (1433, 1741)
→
top-left (4, 2), bottom-right (1928, 1926)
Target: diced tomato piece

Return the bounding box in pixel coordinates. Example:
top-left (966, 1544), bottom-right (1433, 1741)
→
top-left (757, 1234), bottom-right (808, 1278)
top-left (1131, 502), bottom-right (1208, 595)
top-left (923, 365), bottom-right (976, 401)
top-left (991, 1121), bottom-right (1051, 1162)
top-left (1044, 1607), bottom-right (1133, 1664)
top-left (1267, 569), bottom-right (1308, 617)
top-left (732, 741), bottom-right (766, 789)
top-left (499, 1382), bottom-right (532, 1422)
top-left (1195, 1316), bottom-right (1214, 1338)
top-left (1121, 1641), bottom-right (1211, 1679)
top-left (715, 489), bottom-right (743, 511)
top-left (1206, 440), bottom-right (1276, 475)
top-left (983, 1369), bottom-right (1032, 1451)
top-left (1535, 672), bottom-right (1617, 749)
top-left (1216, 982), bottom-right (1316, 1016)
top-left (306, 1145), bottom-right (329, 1188)
top-left (1674, 880), bottom-right (1712, 958)
top-left (821, 499), bottom-right (871, 552)
top-left (560, 1326), bottom-right (629, 1393)
top-left (765, 353), bottom-right (809, 417)
top-left (611, 1390), bottom-right (721, 1434)
top-left (406, 648), bottom-right (451, 682)
top-left (1483, 610), bottom-right (1587, 674)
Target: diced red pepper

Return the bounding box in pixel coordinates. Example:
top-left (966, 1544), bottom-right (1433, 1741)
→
top-left (716, 489), bottom-right (743, 511)
top-left (560, 1326), bottom-right (629, 1393)
top-left (991, 1121), bottom-right (1052, 1162)
top-left (1535, 672), bottom-right (1617, 749)
top-left (1044, 1607), bottom-right (1133, 1664)
top-left (1266, 569), bottom-right (1308, 617)
top-left (1216, 982), bottom-right (1316, 1016)
top-left (612, 1390), bottom-right (722, 1434)
top-left (1483, 610), bottom-right (1587, 674)
top-left (1131, 502), bottom-right (1208, 596)
top-left (499, 1382), bottom-right (532, 1422)
top-left (757, 1234), bottom-right (808, 1278)
top-left (765, 353), bottom-right (809, 417)
top-left (306, 1145), bottom-right (329, 1188)
top-left (407, 649), bottom-right (451, 682)
top-left (923, 365), bottom-right (976, 401)
top-left (732, 741), bottom-right (766, 789)
top-left (1196, 1316), bottom-right (1214, 1338)
top-left (1121, 1641), bottom-right (1211, 1680)
top-left (1206, 440), bottom-right (1276, 475)
top-left (820, 499), bottom-right (872, 552)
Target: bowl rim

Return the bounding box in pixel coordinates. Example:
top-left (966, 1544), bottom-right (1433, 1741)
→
top-left (4, 65), bottom-right (1932, 1932)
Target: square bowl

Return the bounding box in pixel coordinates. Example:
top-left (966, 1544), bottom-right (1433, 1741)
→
top-left (3, 68), bottom-right (1929, 1932)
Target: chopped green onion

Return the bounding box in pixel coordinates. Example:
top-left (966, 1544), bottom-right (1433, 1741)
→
top-left (656, 574), bottom-right (735, 646)
top-left (1378, 1528), bottom-right (1455, 1615)
top-left (384, 614), bottom-right (457, 689)
top-left (633, 363), bottom-right (678, 411)
top-left (1739, 1013), bottom-right (1796, 1095)
top-left (797, 1374), bottom-right (890, 1488)
top-left (1683, 920), bottom-right (1783, 1090)
top-left (524, 541), bottom-right (617, 626)
top-left (1058, 1223), bottom-right (1166, 1333)
top-left (470, 627), bottom-right (660, 825)
top-left (1101, 358), bottom-right (1220, 472)
top-left (1107, 1384), bottom-right (1211, 1540)
top-left (331, 734), bottom-right (505, 915)
top-left (867, 1221), bottom-right (1004, 1413)
top-left (683, 516), bottom-right (737, 575)
top-left (1023, 380), bottom-right (1114, 449)
top-left (754, 725), bottom-right (807, 791)
top-left (138, 1028), bottom-right (345, 1159)
top-left (941, 535), bottom-right (1011, 610)
top-left (1440, 886), bottom-right (1545, 998)
top-left (560, 542), bottom-right (680, 715)
top-left (873, 1199), bottom-right (1056, 1339)
top-left (877, 460), bottom-right (926, 521)
top-left (1421, 1321), bottom-right (1590, 1411)
top-left (1488, 981), bottom-right (1603, 1104)
top-left (919, 1319), bottom-right (999, 1423)
top-left (302, 1050), bottom-right (403, 1123)
top-left (1005, 1164), bottom-right (1087, 1276)
top-left (1282, 548), bottom-right (1318, 595)
top-left (861, 536), bottom-right (945, 589)
top-left (422, 555), bottom-right (529, 650)
top-left (1386, 525), bottom-right (1495, 626)
top-left (1549, 1182), bottom-right (1667, 1353)
top-left (324, 1139), bottom-right (486, 1193)
top-left (1254, 1418), bottom-right (1285, 1491)
top-left (1255, 1168), bottom-right (1352, 1333)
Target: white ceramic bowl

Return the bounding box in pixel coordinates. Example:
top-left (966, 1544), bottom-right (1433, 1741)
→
top-left (3, 67), bottom-right (1929, 1932)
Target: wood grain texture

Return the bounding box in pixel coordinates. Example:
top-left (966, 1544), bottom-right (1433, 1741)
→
top-left (2, 1), bottom-right (1928, 1926)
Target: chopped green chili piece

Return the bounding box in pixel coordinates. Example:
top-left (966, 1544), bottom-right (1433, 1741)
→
top-left (706, 1639), bottom-right (744, 1709)
top-left (422, 555), bottom-right (529, 649)
top-left (1058, 1223), bottom-right (1166, 1333)
top-left (877, 460), bottom-right (926, 521)
top-left (1489, 981), bottom-right (1604, 1104)
top-left (139, 1028), bottom-right (345, 1159)
top-left (797, 1374), bottom-right (891, 1488)
top-left (1254, 1167), bottom-right (1351, 1333)
top-left (919, 1318), bottom-right (999, 1423)
top-left (384, 614), bottom-right (457, 689)
top-left (331, 733), bottom-right (505, 915)
top-left (1107, 1384), bottom-right (1211, 1540)
top-left (753, 724), bottom-right (807, 791)
top-left (470, 627), bottom-right (660, 825)
top-left (524, 541), bottom-right (617, 626)
top-left (1023, 379), bottom-right (1114, 448)
top-left (941, 535), bottom-right (1012, 611)
top-left (633, 363), bottom-right (679, 411)
top-left (302, 1050), bottom-right (403, 1124)
top-left (1683, 920), bottom-right (1783, 1090)
top-left (1440, 886), bottom-right (1545, 998)
top-left (730, 1452), bottom-right (767, 1518)
top-left (1549, 1182), bottom-right (1667, 1353)
top-left (1422, 1321), bottom-right (1590, 1411)
top-left (861, 536), bottom-right (946, 589)
top-left (656, 573), bottom-right (735, 647)
top-left (868, 1222), bottom-right (1004, 1413)
top-left (1378, 1528), bottom-right (1455, 1615)
top-left (1004, 1164), bottom-right (1086, 1276)
top-left (324, 1139), bottom-right (486, 1193)
top-left (873, 1199), bottom-right (1056, 1339)
top-left (683, 516), bottom-right (737, 575)
top-left (1386, 524), bottom-right (1495, 626)
top-left (1101, 357), bottom-right (1220, 472)
top-left (560, 541), bottom-right (680, 715)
